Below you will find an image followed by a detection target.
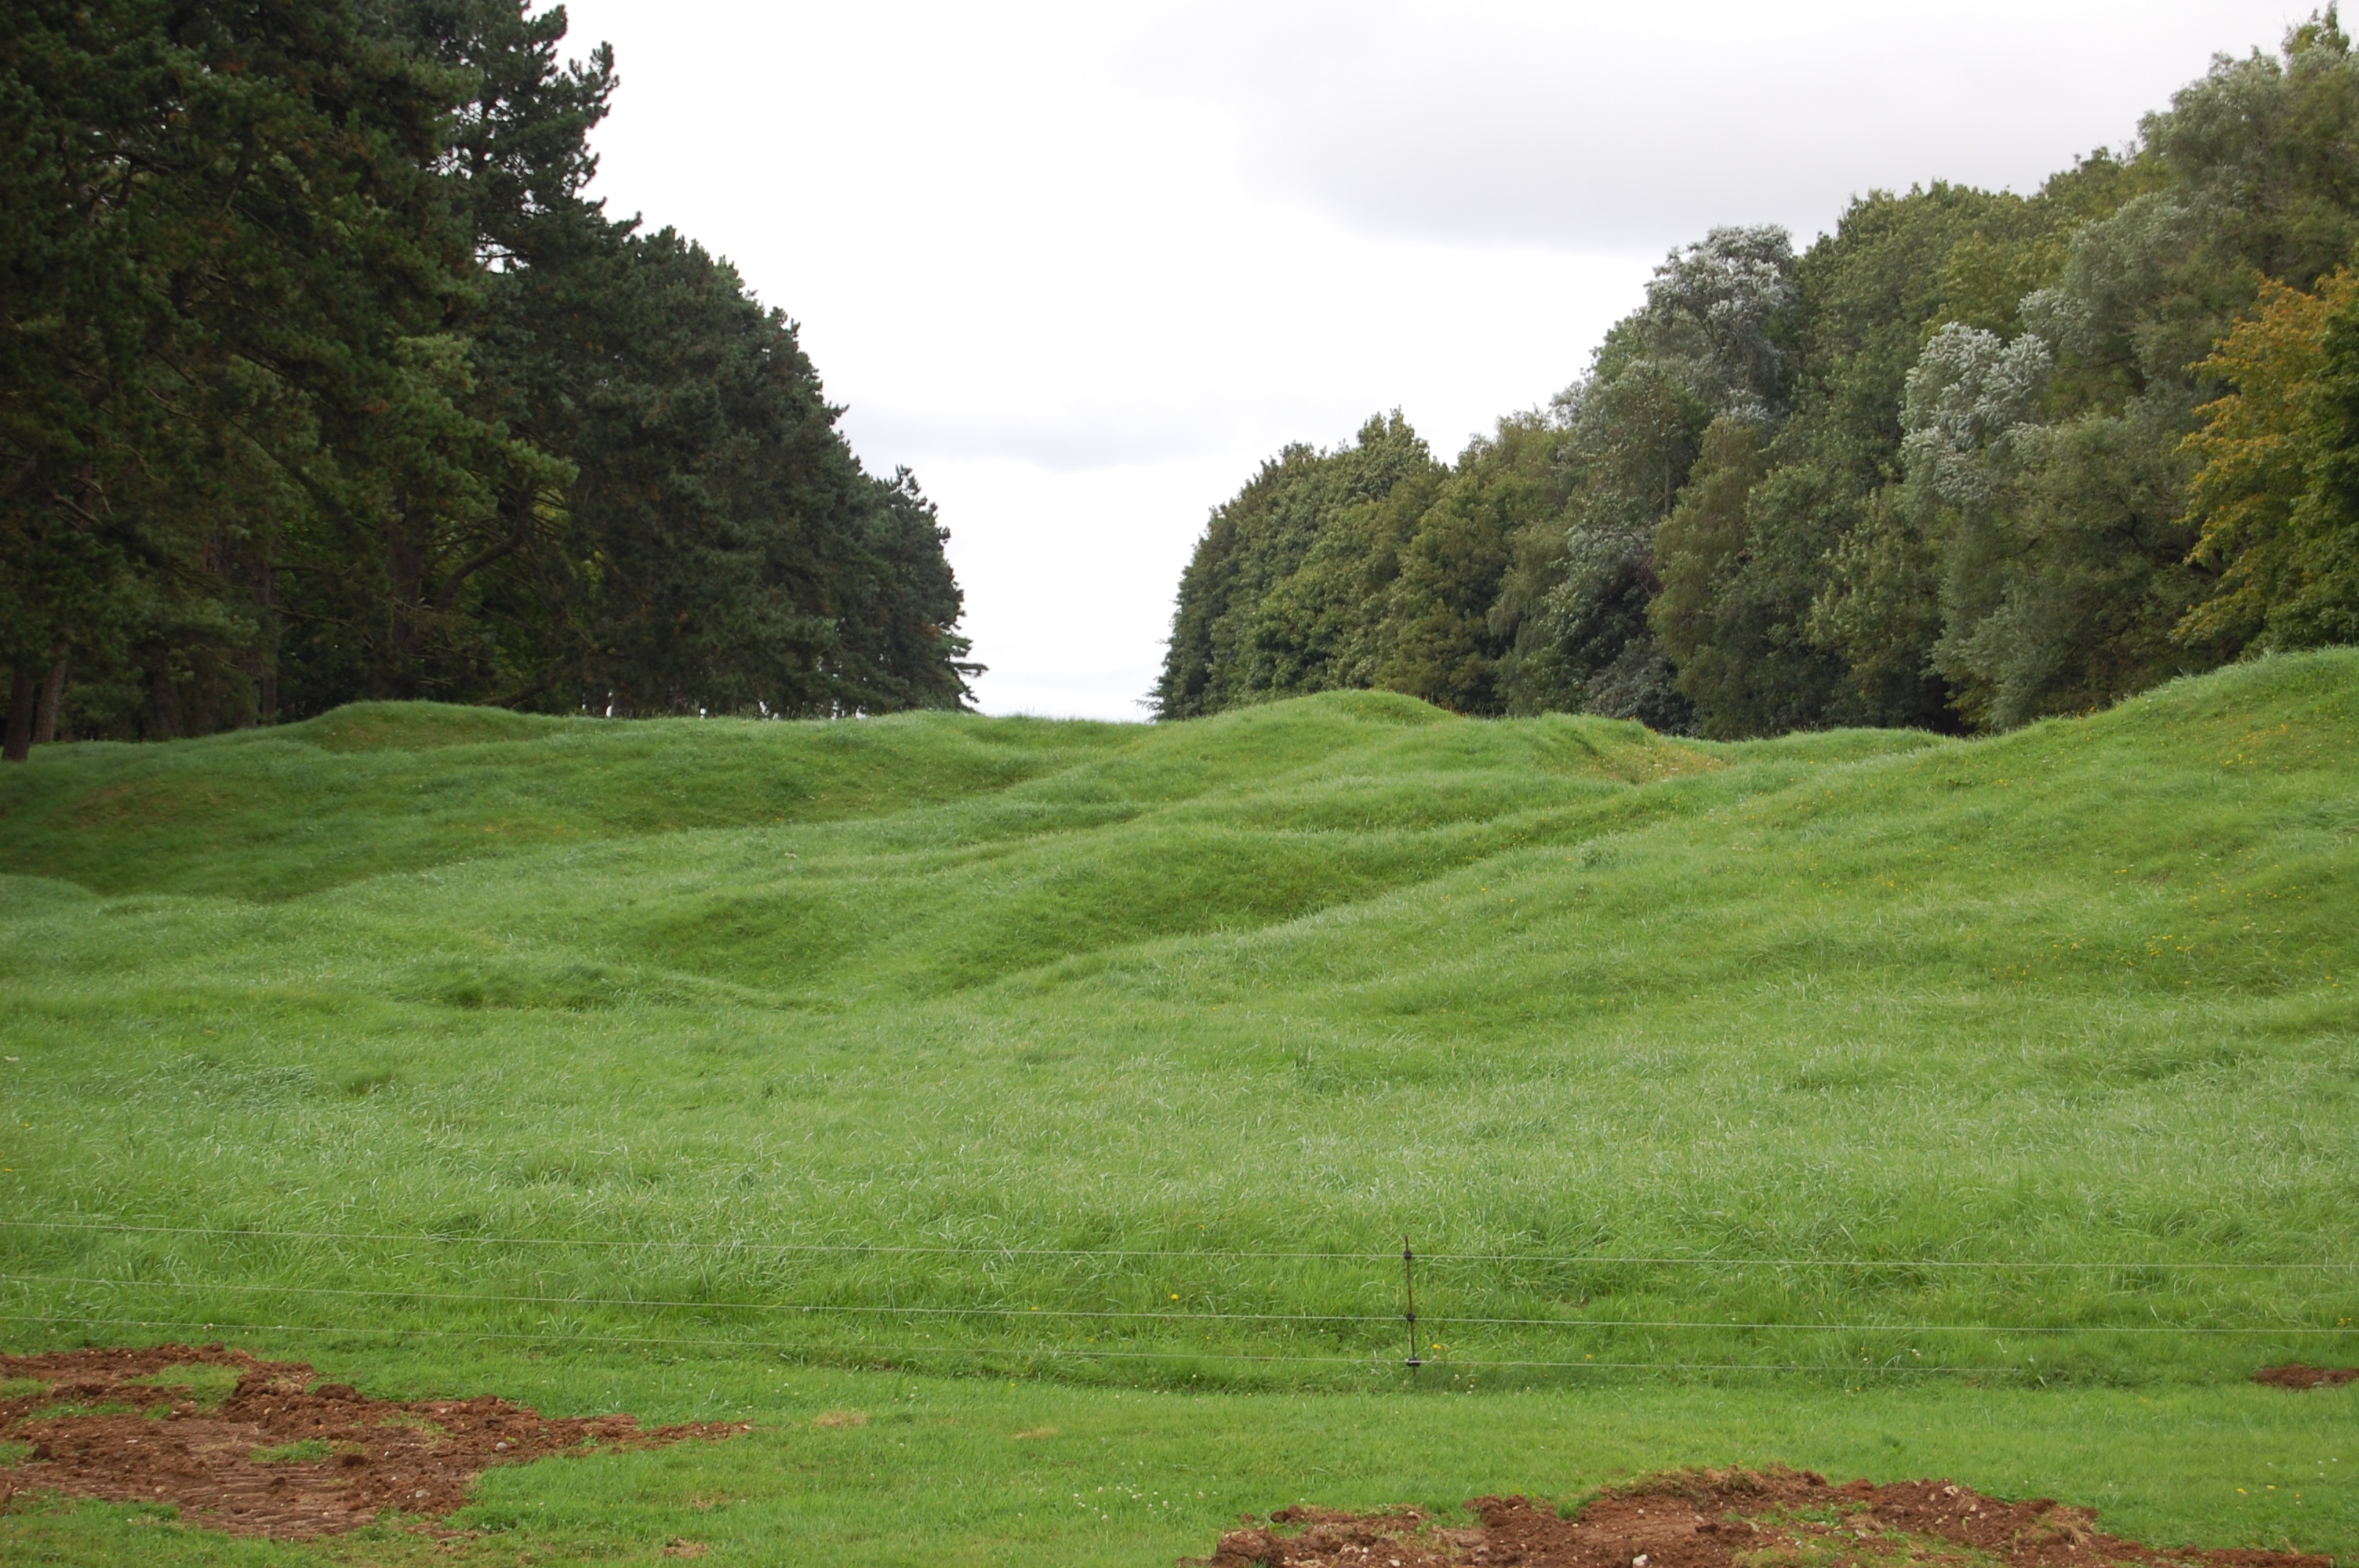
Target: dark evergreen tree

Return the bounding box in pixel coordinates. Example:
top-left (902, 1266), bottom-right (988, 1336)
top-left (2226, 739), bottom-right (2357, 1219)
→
top-left (2, 0), bottom-right (502, 746)
top-left (1, 0), bottom-right (973, 753)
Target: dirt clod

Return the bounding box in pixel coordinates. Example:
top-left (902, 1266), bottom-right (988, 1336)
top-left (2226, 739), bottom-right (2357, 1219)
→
top-left (1, 1345), bottom-right (746, 1539)
top-left (2252, 1364), bottom-right (2358, 1390)
top-left (1194, 1467), bottom-right (2333, 1568)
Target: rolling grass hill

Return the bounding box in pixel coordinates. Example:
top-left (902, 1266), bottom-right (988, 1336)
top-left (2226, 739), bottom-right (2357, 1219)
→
top-left (2, 652), bottom-right (2356, 1564)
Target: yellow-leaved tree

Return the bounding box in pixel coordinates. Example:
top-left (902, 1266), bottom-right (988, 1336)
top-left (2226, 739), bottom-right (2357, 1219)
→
top-left (2177, 267), bottom-right (2359, 654)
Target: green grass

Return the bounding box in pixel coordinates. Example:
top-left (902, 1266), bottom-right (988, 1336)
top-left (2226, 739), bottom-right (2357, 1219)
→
top-left (0, 1356), bottom-right (2349, 1566)
top-left (125, 1364), bottom-right (242, 1410)
top-left (2, 653), bottom-right (2357, 1561)
top-left (245, 1440), bottom-right (335, 1465)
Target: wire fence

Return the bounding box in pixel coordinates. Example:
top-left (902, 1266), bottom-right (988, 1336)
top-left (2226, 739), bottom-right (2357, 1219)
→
top-left (7, 1218), bottom-right (2357, 1271)
top-left (3, 1275), bottom-right (2353, 1336)
top-left (5, 1217), bottom-right (2352, 1381)
top-left (0, 1314), bottom-right (2040, 1377)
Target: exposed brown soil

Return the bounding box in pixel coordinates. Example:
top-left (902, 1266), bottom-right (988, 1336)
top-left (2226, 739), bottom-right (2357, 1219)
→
top-left (0, 1344), bottom-right (747, 1538)
top-left (1197, 1468), bottom-right (2334, 1568)
top-left (2253, 1365), bottom-right (2359, 1390)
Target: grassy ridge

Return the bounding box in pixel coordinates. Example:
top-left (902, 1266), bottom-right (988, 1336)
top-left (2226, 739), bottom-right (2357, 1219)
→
top-left (0, 656), bottom-right (2355, 1392)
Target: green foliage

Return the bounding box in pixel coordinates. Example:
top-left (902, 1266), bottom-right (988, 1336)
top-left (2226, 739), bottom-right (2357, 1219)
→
top-left (1154, 413), bottom-right (1441, 717)
top-left (2148, 6), bottom-right (2359, 290)
top-left (1758, 183), bottom-right (2083, 733)
top-left (1501, 227), bottom-right (1801, 728)
top-left (0, 0), bottom-right (481, 744)
top-left (2177, 275), bottom-right (2352, 652)
top-left (471, 224), bottom-right (974, 717)
top-left (1367, 416), bottom-right (1554, 713)
top-left (0, 0), bottom-right (972, 753)
top-left (1652, 418), bottom-right (1853, 738)
top-left (1932, 390), bottom-right (2205, 728)
top-left (2184, 266), bottom-right (2359, 651)
top-left (2283, 277), bottom-right (2359, 641)
top-left (1161, 11), bottom-right (2359, 739)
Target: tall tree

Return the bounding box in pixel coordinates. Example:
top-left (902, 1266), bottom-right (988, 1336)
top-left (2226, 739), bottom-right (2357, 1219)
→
top-left (2, 0), bottom-right (973, 750)
top-left (2178, 267), bottom-right (2359, 652)
top-left (1154, 413), bottom-right (1437, 719)
top-left (1499, 227), bottom-right (1797, 728)
top-left (2, 0), bottom-right (499, 745)
top-left (1158, 9), bottom-right (2359, 738)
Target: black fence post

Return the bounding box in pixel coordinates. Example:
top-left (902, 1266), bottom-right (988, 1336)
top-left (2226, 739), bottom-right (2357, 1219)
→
top-left (1403, 1238), bottom-right (1422, 1369)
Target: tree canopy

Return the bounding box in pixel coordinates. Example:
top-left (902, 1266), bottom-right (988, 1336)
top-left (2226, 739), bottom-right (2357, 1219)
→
top-left (1158, 10), bottom-right (2359, 735)
top-left (1, 0), bottom-right (974, 757)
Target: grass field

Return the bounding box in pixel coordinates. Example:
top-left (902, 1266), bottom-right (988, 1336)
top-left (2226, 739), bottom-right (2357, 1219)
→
top-left (2, 651), bottom-right (2356, 1563)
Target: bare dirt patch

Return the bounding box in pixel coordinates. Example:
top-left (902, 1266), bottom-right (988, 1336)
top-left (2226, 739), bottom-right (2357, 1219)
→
top-left (0, 1344), bottom-right (745, 1538)
top-left (1197, 1467), bottom-right (2331, 1568)
top-left (2252, 1364), bottom-right (2358, 1390)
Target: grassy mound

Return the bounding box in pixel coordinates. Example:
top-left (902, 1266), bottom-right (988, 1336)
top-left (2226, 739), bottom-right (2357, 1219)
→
top-left (2, 654), bottom-right (2355, 1388)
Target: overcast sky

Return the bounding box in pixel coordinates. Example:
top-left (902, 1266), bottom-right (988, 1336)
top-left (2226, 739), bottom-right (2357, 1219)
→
top-left (554, 0), bottom-right (2307, 719)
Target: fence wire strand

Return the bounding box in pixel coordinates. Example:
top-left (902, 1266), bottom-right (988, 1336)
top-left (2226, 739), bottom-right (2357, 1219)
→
top-left (5, 1275), bottom-right (2352, 1336)
top-left (0, 1313), bottom-right (2036, 1377)
top-left (6, 1218), bottom-right (2355, 1272)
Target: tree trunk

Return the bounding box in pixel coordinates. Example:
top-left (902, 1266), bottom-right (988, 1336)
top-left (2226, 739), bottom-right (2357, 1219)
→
top-left (34, 659), bottom-right (65, 743)
top-left (256, 559), bottom-right (278, 724)
top-left (148, 651), bottom-right (181, 740)
top-left (3, 669), bottom-right (34, 762)
top-left (387, 508), bottom-right (427, 696)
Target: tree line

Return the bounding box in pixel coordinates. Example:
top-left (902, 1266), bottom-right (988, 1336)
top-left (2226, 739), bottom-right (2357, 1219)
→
top-left (2, 0), bottom-right (976, 759)
top-left (1157, 13), bottom-right (2359, 735)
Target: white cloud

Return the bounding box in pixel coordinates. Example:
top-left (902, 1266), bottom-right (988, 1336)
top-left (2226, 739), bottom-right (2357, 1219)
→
top-left (555, 0), bottom-right (2306, 719)
top-left (1137, 1), bottom-right (2308, 247)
